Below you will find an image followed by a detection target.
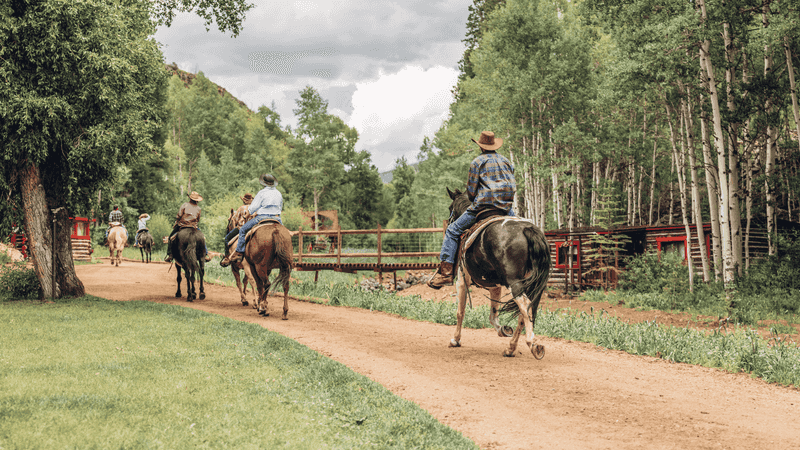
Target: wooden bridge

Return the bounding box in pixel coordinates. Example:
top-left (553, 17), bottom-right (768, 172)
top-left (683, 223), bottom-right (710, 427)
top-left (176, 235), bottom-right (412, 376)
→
top-left (292, 225), bottom-right (443, 283)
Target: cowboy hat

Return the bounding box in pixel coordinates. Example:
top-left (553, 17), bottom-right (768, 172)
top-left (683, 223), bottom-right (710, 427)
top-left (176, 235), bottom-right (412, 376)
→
top-left (241, 193), bottom-right (254, 203)
top-left (138, 213), bottom-right (149, 219)
top-left (260, 173), bottom-right (276, 187)
top-left (188, 191), bottom-right (203, 202)
top-left (471, 131), bottom-right (503, 151)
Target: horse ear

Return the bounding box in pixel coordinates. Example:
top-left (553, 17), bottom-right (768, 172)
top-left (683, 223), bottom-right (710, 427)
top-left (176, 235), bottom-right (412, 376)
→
top-left (447, 187), bottom-right (456, 200)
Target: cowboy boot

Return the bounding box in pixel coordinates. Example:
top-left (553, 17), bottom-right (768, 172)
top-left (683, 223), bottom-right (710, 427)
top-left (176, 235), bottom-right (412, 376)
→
top-left (427, 261), bottom-right (454, 289)
top-left (220, 251), bottom-right (242, 268)
top-left (229, 251), bottom-right (245, 264)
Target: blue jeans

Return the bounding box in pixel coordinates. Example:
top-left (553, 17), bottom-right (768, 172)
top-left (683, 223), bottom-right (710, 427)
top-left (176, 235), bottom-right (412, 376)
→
top-left (439, 208), bottom-right (515, 264)
top-left (235, 214), bottom-right (282, 253)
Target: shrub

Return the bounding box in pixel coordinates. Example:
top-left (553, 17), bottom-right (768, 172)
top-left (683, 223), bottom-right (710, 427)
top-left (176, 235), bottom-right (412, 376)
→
top-left (0, 263), bottom-right (40, 299)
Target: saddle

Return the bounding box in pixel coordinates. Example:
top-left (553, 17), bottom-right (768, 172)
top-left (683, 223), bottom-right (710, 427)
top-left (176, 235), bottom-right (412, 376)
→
top-left (109, 221), bottom-right (123, 228)
top-left (226, 219), bottom-right (282, 249)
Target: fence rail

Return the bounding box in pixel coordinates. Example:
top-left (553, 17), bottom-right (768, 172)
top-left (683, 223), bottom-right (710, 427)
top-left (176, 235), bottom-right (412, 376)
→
top-left (292, 225), bottom-right (444, 277)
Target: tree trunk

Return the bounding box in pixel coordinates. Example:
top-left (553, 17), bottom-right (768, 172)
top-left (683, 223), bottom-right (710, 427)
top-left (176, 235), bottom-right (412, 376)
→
top-left (666, 102), bottom-right (694, 290)
top-left (682, 86), bottom-right (711, 282)
top-left (699, 90), bottom-right (722, 281)
top-left (698, 0), bottom-right (735, 290)
top-left (648, 123), bottom-right (658, 225)
top-left (785, 36), bottom-right (800, 156)
top-left (19, 162), bottom-right (85, 299)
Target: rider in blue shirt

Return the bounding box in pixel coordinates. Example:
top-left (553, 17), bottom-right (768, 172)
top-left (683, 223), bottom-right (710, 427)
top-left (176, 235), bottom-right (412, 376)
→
top-left (428, 131), bottom-right (517, 289)
top-left (220, 174), bottom-right (283, 267)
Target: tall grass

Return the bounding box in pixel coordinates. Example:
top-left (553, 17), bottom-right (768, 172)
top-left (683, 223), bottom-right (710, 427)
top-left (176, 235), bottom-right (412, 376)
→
top-left (0, 296), bottom-right (478, 449)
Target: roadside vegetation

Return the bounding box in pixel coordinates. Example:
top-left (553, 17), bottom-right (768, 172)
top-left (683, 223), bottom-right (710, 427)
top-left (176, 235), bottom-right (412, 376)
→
top-left (0, 296), bottom-right (478, 449)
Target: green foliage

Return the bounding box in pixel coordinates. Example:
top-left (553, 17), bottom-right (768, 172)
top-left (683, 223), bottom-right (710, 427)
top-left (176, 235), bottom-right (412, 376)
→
top-left (0, 263), bottom-right (40, 300)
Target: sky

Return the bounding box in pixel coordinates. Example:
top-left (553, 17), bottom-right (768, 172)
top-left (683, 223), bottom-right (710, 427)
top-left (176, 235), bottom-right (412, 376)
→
top-left (153, 0), bottom-right (472, 173)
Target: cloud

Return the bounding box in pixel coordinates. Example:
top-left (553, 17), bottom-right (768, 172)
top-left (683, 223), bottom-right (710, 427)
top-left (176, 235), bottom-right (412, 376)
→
top-left (349, 66), bottom-right (458, 171)
top-left (154, 0), bottom-right (471, 173)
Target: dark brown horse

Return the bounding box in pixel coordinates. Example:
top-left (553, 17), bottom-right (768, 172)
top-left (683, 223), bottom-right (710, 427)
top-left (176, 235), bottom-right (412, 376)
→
top-left (224, 209), bottom-right (254, 306)
top-left (446, 188), bottom-right (551, 358)
top-left (170, 227), bottom-right (206, 302)
top-left (236, 221), bottom-right (293, 319)
top-left (138, 230), bottom-right (153, 263)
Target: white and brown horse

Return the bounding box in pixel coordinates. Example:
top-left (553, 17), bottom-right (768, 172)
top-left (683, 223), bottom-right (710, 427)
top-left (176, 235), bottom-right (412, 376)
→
top-left (107, 224), bottom-right (127, 267)
top-left (445, 188), bottom-right (552, 358)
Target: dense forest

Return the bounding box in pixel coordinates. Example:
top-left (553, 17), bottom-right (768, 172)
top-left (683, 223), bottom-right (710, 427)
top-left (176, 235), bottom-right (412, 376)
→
top-left (4, 0), bottom-right (800, 297)
top-left (425, 0), bottom-right (800, 288)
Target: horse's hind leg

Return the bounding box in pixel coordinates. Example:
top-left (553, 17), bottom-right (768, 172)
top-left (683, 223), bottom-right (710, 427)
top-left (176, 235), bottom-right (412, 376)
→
top-left (503, 293), bottom-right (543, 359)
top-left (281, 268), bottom-right (290, 320)
top-left (259, 270), bottom-right (272, 317)
top-left (449, 268), bottom-right (469, 348)
top-left (503, 314), bottom-right (526, 357)
top-left (487, 286), bottom-right (513, 337)
top-left (175, 268), bottom-right (182, 298)
top-left (198, 266), bottom-right (205, 300)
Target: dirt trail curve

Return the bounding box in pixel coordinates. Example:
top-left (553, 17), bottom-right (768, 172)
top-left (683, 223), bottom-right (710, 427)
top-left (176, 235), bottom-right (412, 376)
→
top-left (76, 262), bottom-right (800, 450)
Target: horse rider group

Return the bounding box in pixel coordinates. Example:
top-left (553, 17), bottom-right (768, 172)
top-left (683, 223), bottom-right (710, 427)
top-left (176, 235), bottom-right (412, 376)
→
top-left (106, 130), bottom-right (513, 289)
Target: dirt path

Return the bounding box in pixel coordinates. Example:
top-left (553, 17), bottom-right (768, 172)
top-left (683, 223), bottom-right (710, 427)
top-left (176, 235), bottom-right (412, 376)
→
top-left (76, 261), bottom-right (800, 450)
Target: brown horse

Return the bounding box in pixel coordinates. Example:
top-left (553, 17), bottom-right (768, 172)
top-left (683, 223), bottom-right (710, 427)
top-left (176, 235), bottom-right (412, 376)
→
top-left (224, 209), bottom-right (254, 306)
top-left (107, 225), bottom-right (127, 267)
top-left (238, 221), bottom-right (294, 319)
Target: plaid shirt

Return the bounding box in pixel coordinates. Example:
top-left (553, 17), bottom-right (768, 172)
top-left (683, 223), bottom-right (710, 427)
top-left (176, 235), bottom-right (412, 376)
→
top-left (466, 152), bottom-right (516, 212)
top-left (108, 209), bottom-right (124, 224)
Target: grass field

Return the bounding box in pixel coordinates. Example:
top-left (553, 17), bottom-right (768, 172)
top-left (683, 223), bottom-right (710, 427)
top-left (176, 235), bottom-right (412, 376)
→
top-left (0, 296), bottom-right (478, 449)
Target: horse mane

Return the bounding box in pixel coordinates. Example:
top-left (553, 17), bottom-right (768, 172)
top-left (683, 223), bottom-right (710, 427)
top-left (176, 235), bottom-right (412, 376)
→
top-left (450, 188), bottom-right (472, 219)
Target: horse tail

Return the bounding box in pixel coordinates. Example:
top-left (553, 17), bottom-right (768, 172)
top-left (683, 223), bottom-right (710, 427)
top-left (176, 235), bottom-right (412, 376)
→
top-left (520, 225), bottom-right (551, 316)
top-left (502, 224), bottom-right (551, 319)
top-left (183, 230), bottom-right (200, 274)
top-left (270, 228), bottom-right (294, 293)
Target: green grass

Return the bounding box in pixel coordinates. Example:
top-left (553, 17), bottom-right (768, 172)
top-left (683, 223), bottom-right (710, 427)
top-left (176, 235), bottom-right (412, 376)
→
top-left (0, 296), bottom-right (478, 449)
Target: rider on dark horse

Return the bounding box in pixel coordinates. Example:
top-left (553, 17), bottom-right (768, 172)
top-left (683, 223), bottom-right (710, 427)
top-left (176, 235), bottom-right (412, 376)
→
top-left (134, 213), bottom-right (150, 247)
top-left (220, 174), bottom-right (283, 267)
top-left (164, 191), bottom-right (212, 263)
top-left (428, 131), bottom-right (517, 289)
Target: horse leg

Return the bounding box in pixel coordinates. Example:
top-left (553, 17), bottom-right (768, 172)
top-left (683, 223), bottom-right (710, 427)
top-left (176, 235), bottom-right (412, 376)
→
top-left (175, 267), bottom-right (182, 298)
top-left (281, 268), bottom-right (290, 320)
top-left (241, 262), bottom-right (258, 310)
top-left (504, 293), bottom-right (543, 359)
top-left (186, 269), bottom-right (195, 302)
top-left (198, 265), bottom-right (205, 300)
top-left (232, 267), bottom-right (248, 306)
top-left (449, 267), bottom-right (470, 348)
top-left (259, 269), bottom-right (272, 317)
top-left (487, 286), bottom-right (513, 337)
top-left (502, 314), bottom-right (526, 357)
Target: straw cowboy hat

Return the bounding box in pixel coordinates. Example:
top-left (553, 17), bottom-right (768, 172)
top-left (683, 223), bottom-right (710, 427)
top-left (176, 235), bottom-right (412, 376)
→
top-left (241, 193), bottom-right (254, 203)
top-left (471, 131), bottom-right (503, 152)
top-left (138, 213), bottom-right (149, 219)
top-left (188, 191), bottom-right (203, 202)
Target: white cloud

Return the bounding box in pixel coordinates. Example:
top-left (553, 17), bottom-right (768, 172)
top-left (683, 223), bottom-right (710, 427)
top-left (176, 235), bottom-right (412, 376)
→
top-left (349, 66), bottom-right (457, 171)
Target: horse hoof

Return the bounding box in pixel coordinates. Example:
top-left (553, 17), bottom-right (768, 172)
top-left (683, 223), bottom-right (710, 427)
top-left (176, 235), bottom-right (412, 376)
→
top-left (187, 298), bottom-right (193, 302)
top-left (502, 349), bottom-right (516, 357)
top-left (449, 339), bottom-right (461, 348)
top-left (532, 344), bottom-right (545, 360)
top-left (282, 316), bottom-right (288, 321)
top-left (241, 301), bottom-right (248, 306)
top-left (500, 326), bottom-right (514, 337)
top-left (200, 293), bottom-right (205, 300)
top-left (259, 310), bottom-right (267, 316)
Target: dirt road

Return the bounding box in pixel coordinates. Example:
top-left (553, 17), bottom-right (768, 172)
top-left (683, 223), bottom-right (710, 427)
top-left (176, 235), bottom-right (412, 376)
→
top-left (76, 261), bottom-right (800, 450)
